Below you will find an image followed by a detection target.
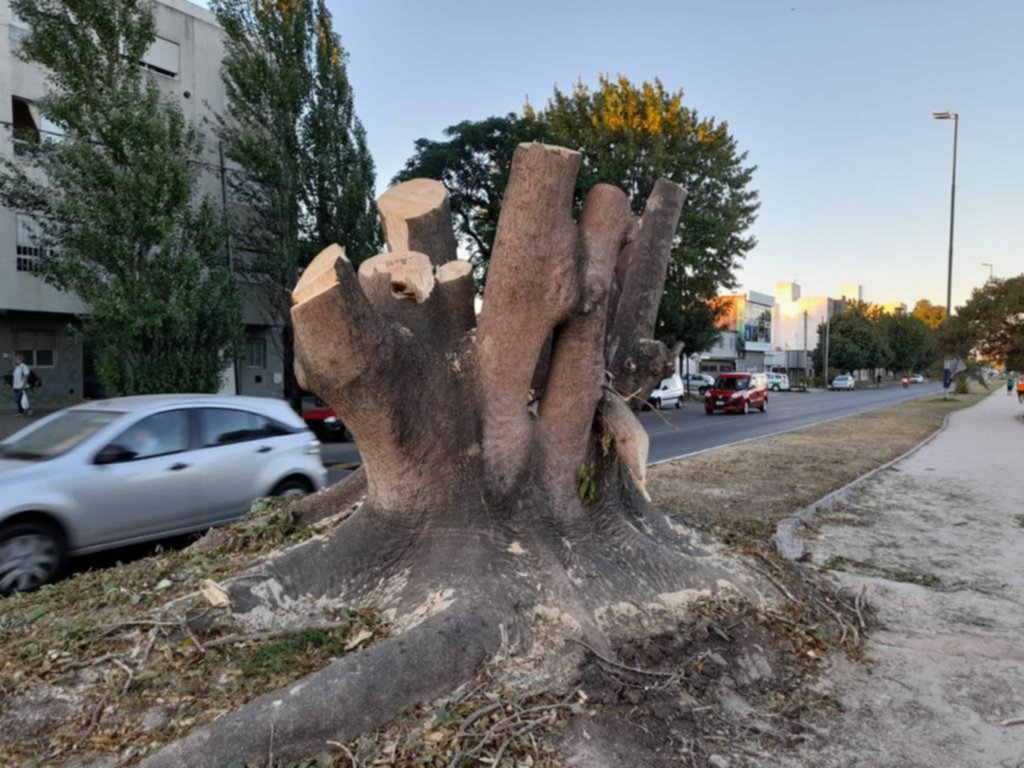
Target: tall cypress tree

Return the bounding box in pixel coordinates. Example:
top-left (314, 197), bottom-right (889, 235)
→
top-left (212, 0), bottom-right (381, 408)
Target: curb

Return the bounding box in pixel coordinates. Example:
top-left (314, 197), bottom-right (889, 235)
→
top-left (770, 390), bottom-right (992, 560)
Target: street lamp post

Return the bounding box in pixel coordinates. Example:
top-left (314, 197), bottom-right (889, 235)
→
top-left (933, 110), bottom-right (959, 396)
top-left (981, 262), bottom-right (993, 281)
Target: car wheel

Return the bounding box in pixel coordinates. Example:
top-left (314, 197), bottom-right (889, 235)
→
top-left (651, 398), bottom-right (661, 410)
top-left (272, 477), bottom-right (313, 498)
top-left (675, 398), bottom-right (682, 409)
top-left (705, 407), bottom-right (714, 415)
top-left (742, 400), bottom-right (749, 415)
top-left (772, 384), bottom-right (780, 392)
top-left (760, 398), bottom-right (767, 412)
top-left (0, 522), bottom-right (65, 595)
top-left (698, 386), bottom-right (708, 396)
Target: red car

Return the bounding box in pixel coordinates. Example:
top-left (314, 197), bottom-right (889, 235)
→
top-left (705, 372), bottom-right (769, 415)
top-left (303, 400), bottom-right (351, 442)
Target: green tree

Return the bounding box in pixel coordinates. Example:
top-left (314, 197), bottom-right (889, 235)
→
top-left (397, 76), bottom-right (759, 359)
top-left (912, 298), bottom-right (947, 330)
top-left (881, 311), bottom-right (934, 375)
top-left (940, 276), bottom-right (1024, 371)
top-left (813, 305), bottom-right (890, 376)
top-left (0, 0), bottom-right (241, 394)
top-left (212, 0), bottom-right (381, 408)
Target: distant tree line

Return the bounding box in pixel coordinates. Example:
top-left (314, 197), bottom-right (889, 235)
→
top-left (812, 299), bottom-right (945, 378)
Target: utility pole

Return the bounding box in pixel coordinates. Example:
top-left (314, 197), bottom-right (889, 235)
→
top-left (824, 313), bottom-right (831, 386)
top-left (803, 310), bottom-right (809, 383)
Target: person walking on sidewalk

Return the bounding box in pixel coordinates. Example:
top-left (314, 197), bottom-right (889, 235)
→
top-left (12, 354), bottom-right (32, 416)
top-left (1008, 377), bottom-right (1016, 396)
top-left (1017, 377), bottom-right (1024, 404)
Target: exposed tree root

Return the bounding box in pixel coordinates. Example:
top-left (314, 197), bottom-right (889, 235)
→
top-left (291, 467), bottom-right (367, 528)
top-left (139, 608), bottom-right (507, 768)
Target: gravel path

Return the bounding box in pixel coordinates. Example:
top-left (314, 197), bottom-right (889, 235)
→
top-left (782, 391), bottom-right (1024, 768)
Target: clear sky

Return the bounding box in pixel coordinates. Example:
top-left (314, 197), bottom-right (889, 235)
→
top-left (203, 0), bottom-right (1024, 309)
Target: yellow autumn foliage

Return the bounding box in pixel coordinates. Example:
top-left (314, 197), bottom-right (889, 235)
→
top-left (548, 74), bottom-right (722, 146)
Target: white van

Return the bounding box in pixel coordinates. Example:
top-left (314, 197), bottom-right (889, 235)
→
top-left (650, 374), bottom-right (685, 409)
top-left (766, 372), bottom-right (791, 392)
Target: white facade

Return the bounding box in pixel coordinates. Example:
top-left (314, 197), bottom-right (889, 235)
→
top-left (1, 0), bottom-right (284, 403)
top-left (771, 282), bottom-right (845, 371)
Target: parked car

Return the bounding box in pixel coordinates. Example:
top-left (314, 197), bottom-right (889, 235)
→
top-left (909, 373), bottom-right (925, 384)
top-left (766, 372), bottom-right (791, 392)
top-left (0, 395), bottom-right (327, 594)
top-left (650, 374), bottom-right (685, 409)
top-left (704, 372), bottom-right (769, 415)
top-left (681, 372), bottom-right (715, 396)
top-left (303, 399), bottom-right (351, 442)
top-left (831, 374), bottom-right (856, 391)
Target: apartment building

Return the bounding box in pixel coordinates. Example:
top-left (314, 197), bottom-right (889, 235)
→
top-left (1, 0), bottom-right (284, 406)
top-left (699, 290), bottom-right (775, 373)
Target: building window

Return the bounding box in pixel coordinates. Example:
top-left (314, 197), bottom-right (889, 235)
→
top-left (14, 329), bottom-right (57, 368)
top-left (15, 214), bottom-right (51, 272)
top-left (11, 97), bottom-right (63, 155)
top-left (9, 7), bottom-right (28, 41)
top-left (245, 337), bottom-right (266, 369)
top-left (141, 37), bottom-right (180, 77)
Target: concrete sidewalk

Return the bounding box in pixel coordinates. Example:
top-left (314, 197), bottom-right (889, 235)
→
top-left (782, 391), bottom-right (1024, 768)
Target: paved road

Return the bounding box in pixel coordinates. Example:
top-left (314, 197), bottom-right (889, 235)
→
top-left (640, 381), bottom-right (943, 463)
top-left (321, 382), bottom-right (944, 483)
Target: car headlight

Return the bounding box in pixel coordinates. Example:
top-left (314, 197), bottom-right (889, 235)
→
top-left (306, 439), bottom-right (321, 455)
top-left (730, 391), bottom-right (742, 398)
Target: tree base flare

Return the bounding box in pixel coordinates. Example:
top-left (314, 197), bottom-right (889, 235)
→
top-left (140, 486), bottom-right (767, 768)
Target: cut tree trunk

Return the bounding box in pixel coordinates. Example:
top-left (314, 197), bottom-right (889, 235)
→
top-left (141, 144), bottom-right (756, 768)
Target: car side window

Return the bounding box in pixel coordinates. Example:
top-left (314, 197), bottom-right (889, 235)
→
top-left (109, 410), bottom-right (190, 461)
top-left (199, 409), bottom-right (286, 447)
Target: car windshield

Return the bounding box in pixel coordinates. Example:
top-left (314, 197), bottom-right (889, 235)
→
top-left (0, 410), bottom-right (122, 460)
top-left (715, 376), bottom-right (750, 391)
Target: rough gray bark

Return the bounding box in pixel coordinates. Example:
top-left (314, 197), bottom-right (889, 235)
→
top-left (141, 144), bottom-right (746, 768)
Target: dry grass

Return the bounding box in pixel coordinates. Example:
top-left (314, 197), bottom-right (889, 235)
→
top-left (0, 498), bottom-right (386, 767)
top-left (648, 388), bottom-right (994, 544)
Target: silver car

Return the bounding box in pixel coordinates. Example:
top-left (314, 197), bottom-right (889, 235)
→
top-left (0, 395), bottom-right (327, 594)
top-left (830, 374), bottom-right (856, 391)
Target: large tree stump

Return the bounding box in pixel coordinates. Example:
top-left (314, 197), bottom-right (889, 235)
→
top-left (141, 144), bottom-right (752, 768)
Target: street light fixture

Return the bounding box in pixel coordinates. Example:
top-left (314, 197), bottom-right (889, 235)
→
top-left (933, 110), bottom-right (959, 396)
top-left (981, 262), bottom-right (993, 281)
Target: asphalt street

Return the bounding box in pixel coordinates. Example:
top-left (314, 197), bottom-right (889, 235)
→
top-left (320, 382), bottom-right (945, 483)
